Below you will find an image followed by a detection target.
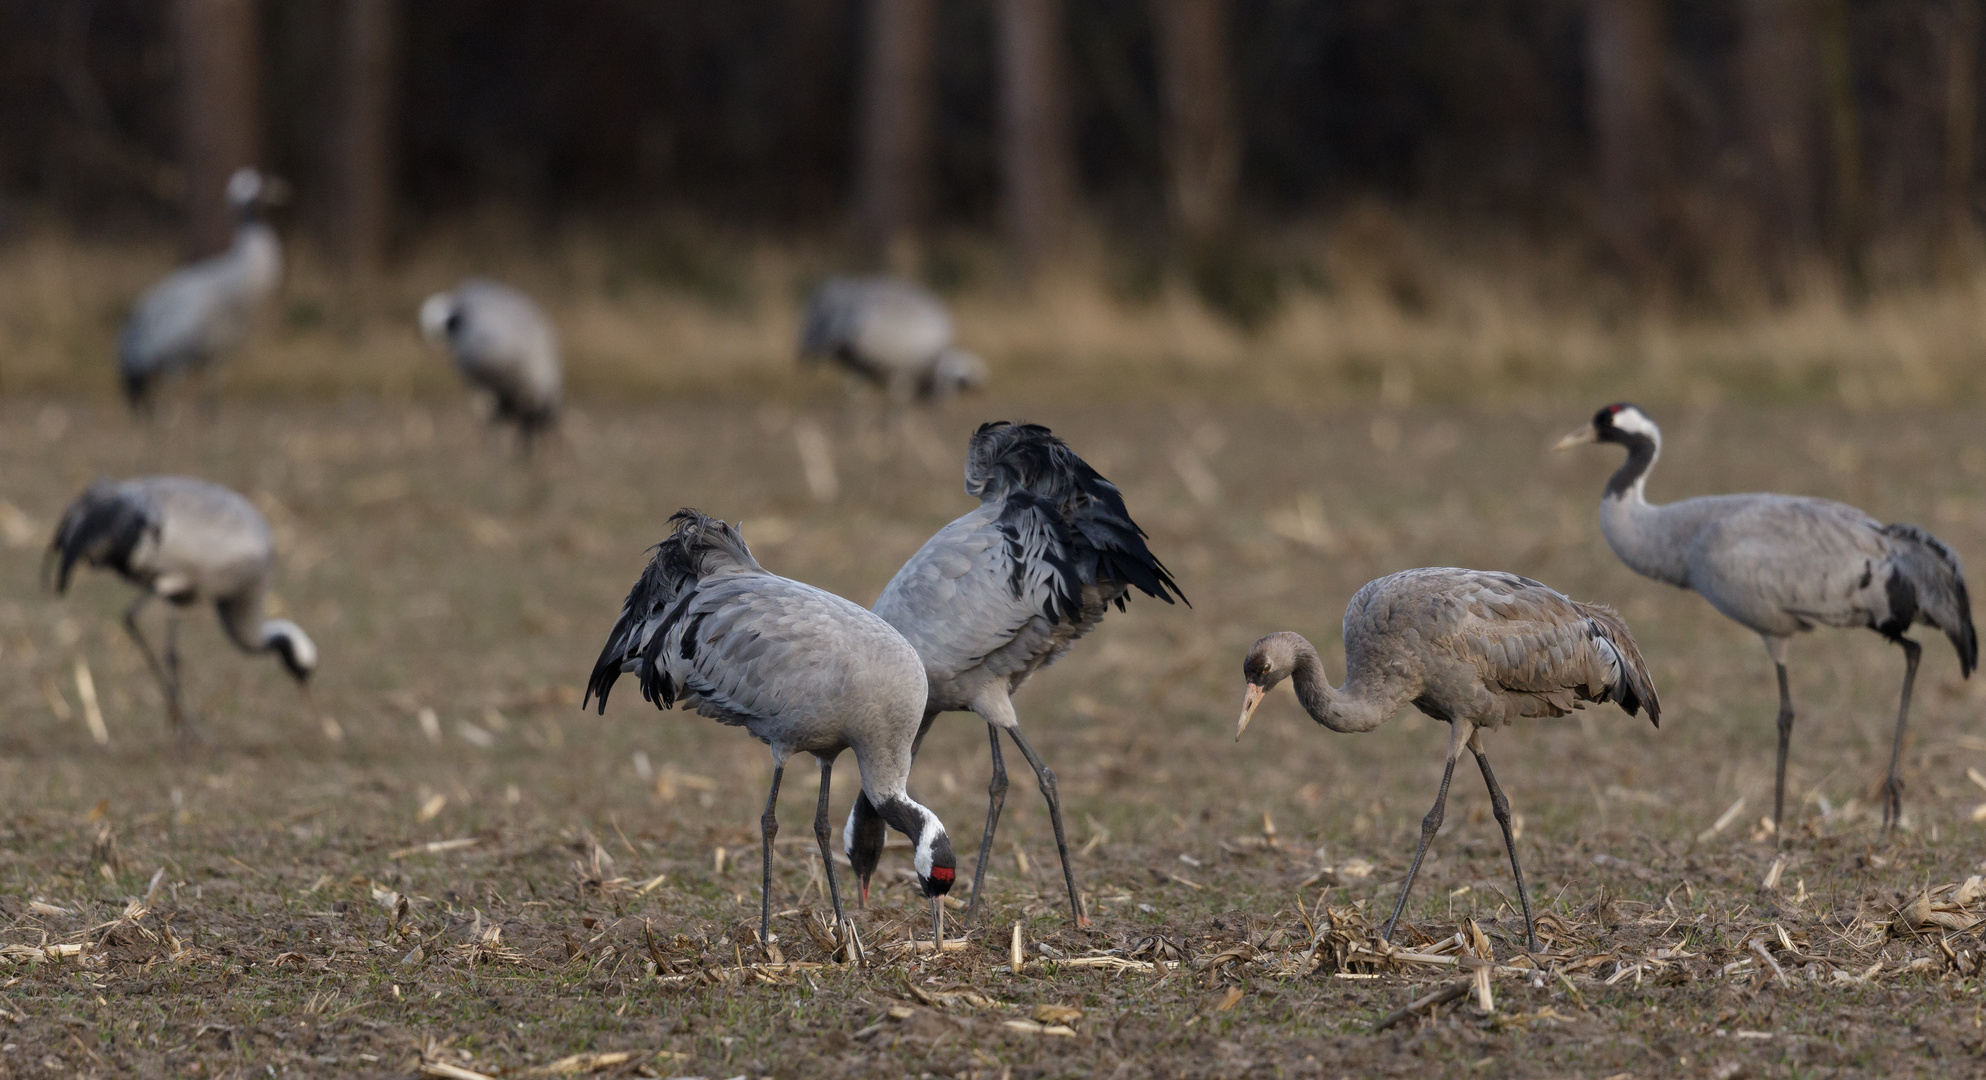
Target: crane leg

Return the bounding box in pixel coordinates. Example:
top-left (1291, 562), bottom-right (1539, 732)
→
top-left (812, 755), bottom-right (861, 963)
top-left (1471, 744), bottom-right (1537, 953)
top-left (121, 594), bottom-right (184, 732)
top-left (758, 763), bottom-right (784, 948)
top-left (964, 724), bottom-right (1009, 925)
top-left (1771, 660), bottom-right (1795, 843)
top-left (1384, 757), bottom-right (1457, 944)
top-left (1882, 639), bottom-right (1923, 830)
top-left (1006, 726), bottom-right (1088, 928)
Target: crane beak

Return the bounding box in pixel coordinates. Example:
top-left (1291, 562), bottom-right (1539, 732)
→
top-left (858, 873), bottom-right (871, 908)
top-left (1237, 683), bottom-right (1267, 740)
top-left (1553, 424), bottom-right (1598, 451)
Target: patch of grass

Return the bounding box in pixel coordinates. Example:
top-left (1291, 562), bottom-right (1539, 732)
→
top-left (0, 402), bottom-right (1982, 1075)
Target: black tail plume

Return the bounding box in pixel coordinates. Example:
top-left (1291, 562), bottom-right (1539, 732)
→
top-left (1883, 523), bottom-right (1976, 676)
top-left (45, 481), bottom-right (155, 594)
top-left (584, 509), bottom-right (762, 713)
top-left (967, 421), bottom-right (1186, 612)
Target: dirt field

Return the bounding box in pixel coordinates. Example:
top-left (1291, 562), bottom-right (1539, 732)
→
top-left (1, 397), bottom-right (1984, 1078)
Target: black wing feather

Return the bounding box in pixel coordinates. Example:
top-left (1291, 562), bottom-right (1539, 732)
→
top-left (969, 421), bottom-right (1187, 621)
top-left (584, 509), bottom-right (763, 714)
top-left (44, 481), bottom-right (157, 593)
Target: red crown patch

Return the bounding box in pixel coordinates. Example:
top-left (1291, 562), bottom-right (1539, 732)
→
top-left (929, 866), bottom-right (955, 883)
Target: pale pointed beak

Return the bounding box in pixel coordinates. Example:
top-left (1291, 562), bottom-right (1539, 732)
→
top-left (1237, 683), bottom-right (1267, 740)
top-left (1553, 424), bottom-right (1598, 452)
top-left (858, 875), bottom-right (870, 908)
top-left (932, 895), bottom-right (943, 946)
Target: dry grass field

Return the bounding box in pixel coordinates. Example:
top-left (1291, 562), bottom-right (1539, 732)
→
top-left (0, 396), bottom-right (1985, 1078)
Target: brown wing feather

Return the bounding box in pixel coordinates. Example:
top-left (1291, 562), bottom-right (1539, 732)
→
top-left (1443, 571), bottom-right (1659, 726)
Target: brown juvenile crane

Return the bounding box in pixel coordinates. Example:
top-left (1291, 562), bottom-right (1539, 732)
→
top-left (1237, 567), bottom-right (1659, 952)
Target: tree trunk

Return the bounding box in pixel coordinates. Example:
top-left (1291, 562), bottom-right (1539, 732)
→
top-left (327, 0), bottom-right (398, 272)
top-left (175, 0), bottom-right (263, 258)
top-left (855, 0), bottom-right (936, 268)
top-left (1815, 0), bottom-right (1864, 297)
top-left (1738, 0), bottom-right (1824, 294)
top-left (1945, 0), bottom-right (1980, 276)
top-left (995, 0), bottom-right (1075, 275)
top-left (1585, 0), bottom-right (1668, 278)
top-left (1152, 0), bottom-right (1238, 248)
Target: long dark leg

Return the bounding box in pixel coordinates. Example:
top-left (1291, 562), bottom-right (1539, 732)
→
top-left (1472, 745), bottom-right (1536, 953)
top-left (1006, 727), bottom-right (1087, 928)
top-left (120, 595), bottom-right (183, 730)
top-left (965, 724), bottom-right (1010, 924)
top-left (812, 755), bottom-right (858, 960)
top-left (1384, 757), bottom-right (1458, 943)
top-left (1883, 639), bottom-right (1923, 830)
top-left (1771, 660), bottom-right (1794, 842)
top-left (759, 764), bottom-right (784, 946)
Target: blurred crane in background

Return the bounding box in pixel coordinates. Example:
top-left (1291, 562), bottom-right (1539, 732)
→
top-left (420, 278), bottom-right (563, 450)
top-left (799, 276), bottom-right (987, 404)
top-left (118, 168), bottom-right (286, 412)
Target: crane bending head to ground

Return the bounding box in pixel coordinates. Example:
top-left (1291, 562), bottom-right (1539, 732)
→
top-left (47, 476), bottom-right (317, 734)
top-left (1558, 403), bottom-right (1974, 837)
top-left (799, 276), bottom-right (988, 404)
top-left (585, 510), bottom-right (955, 951)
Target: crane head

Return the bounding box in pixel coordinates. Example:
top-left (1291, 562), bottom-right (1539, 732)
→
top-left (1554, 402), bottom-right (1658, 451)
top-left (226, 168), bottom-right (290, 212)
top-left (1237, 632), bottom-right (1304, 739)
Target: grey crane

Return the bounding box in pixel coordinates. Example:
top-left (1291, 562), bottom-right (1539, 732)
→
top-left (1557, 403), bottom-right (1976, 834)
top-left (584, 509), bottom-right (957, 950)
top-left (46, 476), bottom-right (318, 732)
top-left (846, 421), bottom-right (1184, 927)
top-left (1237, 567), bottom-right (1660, 953)
top-left (419, 279), bottom-right (563, 446)
top-left (120, 168), bottom-right (286, 411)
top-left (799, 276), bottom-right (988, 403)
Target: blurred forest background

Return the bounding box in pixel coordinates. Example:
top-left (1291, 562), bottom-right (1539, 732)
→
top-left (0, 0), bottom-right (1983, 404)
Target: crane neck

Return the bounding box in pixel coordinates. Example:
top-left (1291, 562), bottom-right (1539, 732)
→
top-left (1286, 636), bottom-right (1392, 734)
top-left (1603, 429), bottom-right (1660, 506)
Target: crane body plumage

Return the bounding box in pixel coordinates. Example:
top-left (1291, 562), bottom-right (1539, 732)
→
top-left (47, 476), bottom-right (317, 730)
top-left (120, 169), bottom-right (284, 410)
top-left (585, 510), bottom-right (954, 950)
top-left (1561, 403), bottom-right (1975, 833)
top-left (419, 279), bottom-right (562, 441)
top-left (853, 421), bottom-right (1183, 925)
top-left (799, 276), bottom-right (987, 402)
top-left (1239, 567), bottom-right (1659, 952)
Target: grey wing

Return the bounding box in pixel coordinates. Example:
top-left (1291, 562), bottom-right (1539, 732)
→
top-left (874, 506), bottom-right (1075, 691)
top-left (802, 277), bottom-right (951, 373)
top-left (1687, 497), bottom-right (1893, 636)
top-left (665, 574), bottom-right (919, 731)
top-left (451, 280), bottom-right (562, 405)
top-left (121, 265), bottom-right (235, 375)
top-left (1436, 569), bottom-right (1657, 723)
top-left (134, 477), bottom-right (274, 597)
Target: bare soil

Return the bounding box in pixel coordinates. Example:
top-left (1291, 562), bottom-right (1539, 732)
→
top-left (1, 398), bottom-right (1984, 1078)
